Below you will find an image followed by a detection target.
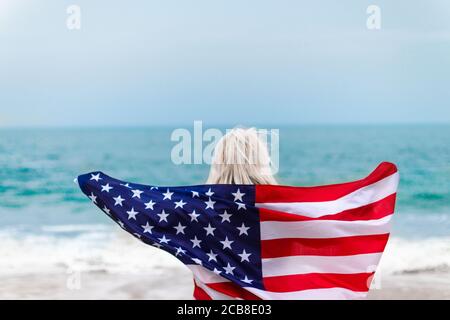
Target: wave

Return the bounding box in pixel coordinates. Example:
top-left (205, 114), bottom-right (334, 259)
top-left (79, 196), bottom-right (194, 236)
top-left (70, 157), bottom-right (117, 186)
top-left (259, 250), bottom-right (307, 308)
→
top-left (0, 226), bottom-right (182, 276)
top-left (0, 225), bottom-right (449, 277)
top-left (377, 237), bottom-right (450, 276)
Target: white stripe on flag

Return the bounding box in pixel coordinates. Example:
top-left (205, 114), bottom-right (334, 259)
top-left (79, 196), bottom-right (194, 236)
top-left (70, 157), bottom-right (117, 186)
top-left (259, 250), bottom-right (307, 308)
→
top-left (260, 214), bottom-right (392, 240)
top-left (256, 172), bottom-right (399, 218)
top-left (194, 278), bottom-right (236, 300)
top-left (261, 252), bottom-right (383, 277)
top-left (246, 286), bottom-right (368, 300)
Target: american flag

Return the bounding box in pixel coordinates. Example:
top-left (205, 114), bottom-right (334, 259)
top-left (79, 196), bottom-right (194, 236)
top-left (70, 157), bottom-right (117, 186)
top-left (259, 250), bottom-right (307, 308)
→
top-left (77, 162), bottom-right (399, 300)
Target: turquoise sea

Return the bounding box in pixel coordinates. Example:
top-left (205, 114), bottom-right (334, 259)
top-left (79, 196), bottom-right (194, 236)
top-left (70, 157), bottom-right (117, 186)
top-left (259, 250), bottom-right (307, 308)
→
top-left (0, 125), bottom-right (449, 276)
top-left (1, 125), bottom-right (450, 234)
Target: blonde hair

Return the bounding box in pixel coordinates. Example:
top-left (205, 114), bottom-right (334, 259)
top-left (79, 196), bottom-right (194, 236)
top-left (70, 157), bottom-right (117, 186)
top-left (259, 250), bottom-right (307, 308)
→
top-left (206, 127), bottom-right (278, 185)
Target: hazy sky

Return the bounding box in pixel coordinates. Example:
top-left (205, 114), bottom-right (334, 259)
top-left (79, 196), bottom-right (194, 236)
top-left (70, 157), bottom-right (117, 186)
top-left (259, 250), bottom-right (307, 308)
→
top-left (1, 0), bottom-right (450, 127)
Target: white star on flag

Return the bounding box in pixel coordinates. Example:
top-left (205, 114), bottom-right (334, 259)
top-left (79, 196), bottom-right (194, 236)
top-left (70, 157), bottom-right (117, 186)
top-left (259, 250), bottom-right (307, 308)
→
top-left (162, 189), bottom-right (174, 200)
top-left (175, 247), bottom-right (186, 256)
top-left (205, 198), bottom-right (216, 210)
top-left (189, 210), bottom-right (200, 222)
top-left (120, 183), bottom-right (132, 189)
top-left (190, 236), bottom-right (202, 248)
top-left (174, 199), bottom-right (187, 209)
top-left (141, 222), bottom-right (154, 234)
top-left (88, 193), bottom-right (97, 204)
top-left (131, 189), bottom-right (144, 199)
top-left (206, 250), bottom-right (218, 262)
top-left (90, 173), bottom-right (102, 182)
top-left (220, 236), bottom-right (234, 250)
top-left (173, 222), bottom-right (186, 234)
top-left (101, 183), bottom-right (113, 193)
top-left (203, 223), bottom-right (216, 236)
top-left (144, 199), bottom-right (156, 210)
top-left (242, 276), bottom-right (253, 284)
top-left (205, 188), bottom-right (214, 197)
top-left (192, 258), bottom-right (203, 265)
top-left (157, 210), bottom-right (169, 222)
top-left (219, 210), bottom-right (232, 223)
top-left (236, 202), bottom-right (246, 210)
top-left (126, 207), bottom-right (139, 220)
top-left (238, 249), bottom-right (251, 262)
top-left (224, 263), bottom-right (235, 275)
top-left (231, 188), bottom-right (245, 202)
top-left (113, 195), bottom-right (125, 207)
top-left (191, 191), bottom-right (199, 198)
top-left (158, 235), bottom-right (170, 244)
top-left (237, 223), bottom-right (250, 236)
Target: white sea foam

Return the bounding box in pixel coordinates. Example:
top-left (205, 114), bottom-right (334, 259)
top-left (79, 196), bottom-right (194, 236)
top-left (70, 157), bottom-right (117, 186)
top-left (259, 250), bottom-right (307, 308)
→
top-left (378, 237), bottom-right (450, 275)
top-left (0, 226), bottom-right (182, 276)
top-left (0, 226), bottom-right (449, 278)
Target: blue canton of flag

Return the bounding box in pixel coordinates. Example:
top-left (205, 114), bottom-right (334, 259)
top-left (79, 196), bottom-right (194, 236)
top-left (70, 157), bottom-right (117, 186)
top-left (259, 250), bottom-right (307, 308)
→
top-left (77, 172), bottom-right (264, 290)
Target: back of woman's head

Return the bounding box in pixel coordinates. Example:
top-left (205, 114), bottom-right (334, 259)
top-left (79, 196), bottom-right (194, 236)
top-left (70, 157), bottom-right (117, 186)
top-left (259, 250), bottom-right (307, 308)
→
top-left (206, 127), bottom-right (278, 185)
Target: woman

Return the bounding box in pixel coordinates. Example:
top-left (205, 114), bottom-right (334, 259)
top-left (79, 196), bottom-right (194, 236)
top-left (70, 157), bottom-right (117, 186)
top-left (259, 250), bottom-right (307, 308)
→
top-left (206, 127), bottom-right (278, 185)
top-left (77, 127), bottom-right (398, 300)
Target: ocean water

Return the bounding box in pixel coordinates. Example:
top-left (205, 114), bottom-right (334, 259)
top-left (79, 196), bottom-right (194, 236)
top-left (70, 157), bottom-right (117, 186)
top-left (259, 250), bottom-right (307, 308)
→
top-left (0, 125), bottom-right (449, 276)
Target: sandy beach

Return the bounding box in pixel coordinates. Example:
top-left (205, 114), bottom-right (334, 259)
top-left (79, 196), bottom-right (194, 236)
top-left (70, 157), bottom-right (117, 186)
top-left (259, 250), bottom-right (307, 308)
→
top-left (0, 267), bottom-right (193, 300)
top-left (367, 273), bottom-right (450, 300)
top-left (2, 269), bottom-right (449, 300)
top-left (1, 229), bottom-right (449, 300)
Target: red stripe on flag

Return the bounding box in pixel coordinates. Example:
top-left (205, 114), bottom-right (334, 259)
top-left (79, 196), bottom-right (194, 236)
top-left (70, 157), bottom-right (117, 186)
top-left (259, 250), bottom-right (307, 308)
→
top-left (193, 282), bottom-right (213, 300)
top-left (263, 272), bottom-right (374, 293)
top-left (256, 162), bottom-right (397, 203)
top-left (259, 194), bottom-right (396, 222)
top-left (206, 282), bottom-right (262, 300)
top-left (261, 234), bottom-right (390, 258)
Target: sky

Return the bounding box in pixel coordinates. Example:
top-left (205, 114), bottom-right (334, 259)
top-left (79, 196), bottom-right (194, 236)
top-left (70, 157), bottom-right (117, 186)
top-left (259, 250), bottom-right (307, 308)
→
top-left (1, 0), bottom-right (450, 127)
